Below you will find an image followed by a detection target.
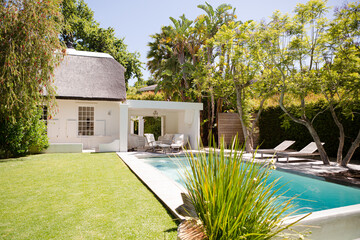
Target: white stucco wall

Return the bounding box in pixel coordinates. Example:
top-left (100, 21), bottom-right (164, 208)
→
top-left (127, 100), bottom-right (203, 150)
top-left (164, 112), bottom-right (179, 134)
top-left (47, 99), bottom-right (121, 150)
top-left (47, 99), bottom-right (203, 152)
top-left (178, 110), bottom-right (201, 149)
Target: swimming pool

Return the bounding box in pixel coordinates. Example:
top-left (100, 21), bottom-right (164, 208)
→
top-left (142, 156), bottom-right (360, 215)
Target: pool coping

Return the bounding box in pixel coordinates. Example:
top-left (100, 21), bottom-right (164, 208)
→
top-left (117, 151), bottom-right (360, 239)
top-left (117, 152), bottom-right (186, 220)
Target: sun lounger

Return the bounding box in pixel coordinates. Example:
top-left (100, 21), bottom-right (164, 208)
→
top-left (144, 133), bottom-right (159, 152)
top-left (171, 134), bottom-right (188, 152)
top-left (251, 140), bottom-right (296, 158)
top-left (276, 142), bottom-right (324, 163)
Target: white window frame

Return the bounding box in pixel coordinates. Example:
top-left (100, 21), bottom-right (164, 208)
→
top-left (78, 106), bottom-right (94, 136)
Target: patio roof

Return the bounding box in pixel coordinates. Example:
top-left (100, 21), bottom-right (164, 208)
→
top-left (127, 100), bottom-right (203, 111)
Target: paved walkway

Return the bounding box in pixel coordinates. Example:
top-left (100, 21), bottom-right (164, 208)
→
top-left (253, 153), bottom-right (360, 187)
top-left (117, 152), bottom-right (186, 220)
top-left (202, 148), bottom-right (360, 187)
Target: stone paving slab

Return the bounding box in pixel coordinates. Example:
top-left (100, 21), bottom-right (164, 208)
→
top-left (117, 152), bottom-right (186, 220)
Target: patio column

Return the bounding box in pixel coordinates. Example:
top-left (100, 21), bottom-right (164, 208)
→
top-left (192, 110), bottom-right (201, 150)
top-left (161, 116), bottom-right (164, 136)
top-left (119, 102), bottom-right (128, 152)
top-left (130, 119), bottom-right (134, 134)
top-left (138, 116), bottom-right (144, 136)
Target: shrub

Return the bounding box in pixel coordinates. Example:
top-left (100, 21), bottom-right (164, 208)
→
top-left (0, 108), bottom-right (49, 158)
top-left (181, 138), bottom-right (305, 239)
top-left (259, 102), bottom-right (360, 159)
top-left (127, 91), bottom-right (166, 101)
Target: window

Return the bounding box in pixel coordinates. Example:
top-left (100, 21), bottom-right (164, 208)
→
top-left (78, 106), bottom-right (94, 136)
top-left (41, 106), bottom-right (48, 126)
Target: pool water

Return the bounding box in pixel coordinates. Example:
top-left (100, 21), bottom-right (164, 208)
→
top-left (142, 156), bottom-right (360, 215)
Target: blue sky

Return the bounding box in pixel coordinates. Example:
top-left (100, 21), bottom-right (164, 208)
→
top-left (85, 0), bottom-right (349, 85)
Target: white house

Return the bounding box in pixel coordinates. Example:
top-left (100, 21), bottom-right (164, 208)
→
top-left (46, 49), bottom-right (203, 152)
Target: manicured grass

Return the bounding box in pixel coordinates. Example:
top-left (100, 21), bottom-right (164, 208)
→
top-left (0, 153), bottom-right (178, 239)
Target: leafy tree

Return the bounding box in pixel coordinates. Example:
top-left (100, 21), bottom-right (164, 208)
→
top-left (147, 3), bottom-right (238, 143)
top-left (259, 0), bottom-right (360, 166)
top-left (61, 0), bottom-right (143, 87)
top-left (0, 0), bottom-right (64, 157)
top-left (321, 2), bottom-right (360, 166)
top-left (259, 1), bottom-right (331, 165)
top-left (209, 21), bottom-right (280, 152)
top-left (193, 3), bottom-right (237, 141)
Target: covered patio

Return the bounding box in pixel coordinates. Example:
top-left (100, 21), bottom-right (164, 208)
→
top-left (126, 100), bottom-right (203, 151)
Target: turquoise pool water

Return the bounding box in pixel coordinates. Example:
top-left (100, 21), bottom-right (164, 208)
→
top-left (142, 156), bottom-right (360, 214)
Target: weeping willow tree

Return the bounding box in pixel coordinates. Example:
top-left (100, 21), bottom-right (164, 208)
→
top-left (0, 0), bottom-right (65, 157)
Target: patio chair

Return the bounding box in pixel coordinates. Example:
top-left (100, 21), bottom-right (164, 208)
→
top-left (171, 134), bottom-right (188, 152)
top-left (276, 142), bottom-right (324, 163)
top-left (158, 133), bottom-right (174, 145)
top-left (128, 134), bottom-right (146, 151)
top-left (251, 140), bottom-right (295, 158)
top-left (144, 133), bottom-right (159, 152)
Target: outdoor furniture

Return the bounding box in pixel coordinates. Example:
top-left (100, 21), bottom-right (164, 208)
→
top-left (276, 142), bottom-right (324, 163)
top-left (251, 140), bottom-right (295, 158)
top-left (158, 134), bottom-right (174, 145)
top-left (144, 133), bottom-right (160, 152)
top-left (158, 143), bottom-right (171, 153)
top-left (128, 134), bottom-right (146, 151)
top-left (171, 134), bottom-right (188, 152)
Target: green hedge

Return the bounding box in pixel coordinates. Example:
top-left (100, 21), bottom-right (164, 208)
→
top-left (258, 103), bottom-right (360, 159)
top-left (0, 108), bottom-right (49, 159)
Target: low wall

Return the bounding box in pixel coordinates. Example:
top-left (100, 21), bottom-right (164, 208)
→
top-left (44, 143), bottom-right (83, 153)
top-left (99, 139), bottom-right (120, 152)
top-left (283, 204), bottom-right (360, 240)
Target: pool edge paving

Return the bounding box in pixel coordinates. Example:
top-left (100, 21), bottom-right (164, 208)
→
top-left (117, 152), bottom-right (186, 221)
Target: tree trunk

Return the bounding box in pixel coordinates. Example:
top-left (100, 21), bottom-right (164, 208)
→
top-left (206, 47), bottom-right (215, 142)
top-left (208, 88), bottom-right (215, 142)
top-left (179, 89), bottom-right (187, 102)
top-left (235, 85), bottom-right (252, 152)
top-left (303, 120), bottom-right (330, 165)
top-left (206, 98), bottom-right (212, 143)
top-left (342, 129), bottom-right (360, 166)
top-left (178, 51), bottom-right (189, 91)
top-left (279, 91), bottom-right (330, 165)
top-left (250, 98), bottom-right (266, 148)
top-left (328, 103), bottom-right (345, 164)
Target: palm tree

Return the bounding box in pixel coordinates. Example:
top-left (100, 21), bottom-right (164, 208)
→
top-left (147, 27), bottom-right (183, 101)
top-left (196, 2), bottom-right (237, 141)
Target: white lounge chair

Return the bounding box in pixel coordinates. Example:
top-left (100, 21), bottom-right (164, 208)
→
top-left (251, 140), bottom-right (295, 158)
top-left (171, 134), bottom-right (188, 152)
top-left (144, 133), bottom-right (159, 152)
top-left (276, 142), bottom-right (324, 162)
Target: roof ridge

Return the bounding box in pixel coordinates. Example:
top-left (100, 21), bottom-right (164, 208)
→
top-left (66, 48), bottom-right (114, 59)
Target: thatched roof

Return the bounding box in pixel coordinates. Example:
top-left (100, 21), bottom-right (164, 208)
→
top-left (53, 49), bottom-right (126, 101)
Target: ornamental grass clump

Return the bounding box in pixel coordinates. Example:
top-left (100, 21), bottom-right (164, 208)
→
top-left (181, 138), bottom-right (306, 239)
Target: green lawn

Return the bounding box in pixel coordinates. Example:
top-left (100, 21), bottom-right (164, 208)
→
top-left (0, 153), bottom-right (178, 239)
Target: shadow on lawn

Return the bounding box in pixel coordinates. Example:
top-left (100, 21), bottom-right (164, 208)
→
top-left (0, 156), bottom-right (29, 163)
top-left (0, 152), bottom-right (46, 163)
top-left (163, 227), bottom-right (178, 239)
